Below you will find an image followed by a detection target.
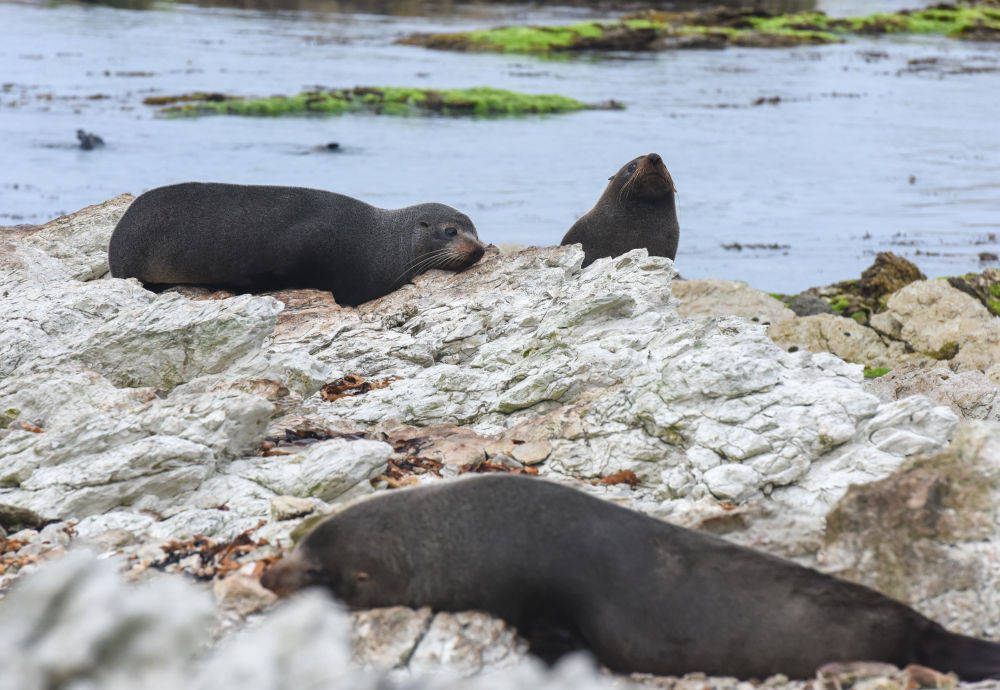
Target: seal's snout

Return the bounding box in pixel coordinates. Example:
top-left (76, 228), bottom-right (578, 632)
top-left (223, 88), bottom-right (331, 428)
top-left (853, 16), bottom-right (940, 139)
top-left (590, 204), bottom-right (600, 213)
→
top-left (647, 153), bottom-right (662, 164)
top-left (260, 553), bottom-right (317, 597)
top-left (460, 239), bottom-right (485, 267)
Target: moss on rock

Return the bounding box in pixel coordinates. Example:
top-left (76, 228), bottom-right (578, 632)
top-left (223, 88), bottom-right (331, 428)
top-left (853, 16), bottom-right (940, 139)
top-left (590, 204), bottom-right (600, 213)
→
top-left (398, 2), bottom-right (1000, 55)
top-left (155, 86), bottom-right (606, 118)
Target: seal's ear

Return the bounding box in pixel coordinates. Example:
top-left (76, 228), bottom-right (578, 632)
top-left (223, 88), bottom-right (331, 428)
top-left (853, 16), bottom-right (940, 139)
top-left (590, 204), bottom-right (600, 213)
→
top-left (418, 221), bottom-right (430, 229)
top-left (608, 175), bottom-right (615, 181)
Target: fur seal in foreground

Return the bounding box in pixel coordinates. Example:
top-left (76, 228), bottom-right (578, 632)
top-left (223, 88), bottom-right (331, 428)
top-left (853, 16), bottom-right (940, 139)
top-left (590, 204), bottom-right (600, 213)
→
top-left (561, 153), bottom-right (678, 267)
top-left (108, 182), bottom-right (485, 306)
top-left (262, 475), bottom-right (1000, 680)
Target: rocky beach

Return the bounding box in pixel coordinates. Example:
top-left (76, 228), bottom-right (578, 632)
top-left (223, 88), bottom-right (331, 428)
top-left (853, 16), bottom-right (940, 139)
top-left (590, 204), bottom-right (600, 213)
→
top-left (1, 197), bottom-right (999, 688)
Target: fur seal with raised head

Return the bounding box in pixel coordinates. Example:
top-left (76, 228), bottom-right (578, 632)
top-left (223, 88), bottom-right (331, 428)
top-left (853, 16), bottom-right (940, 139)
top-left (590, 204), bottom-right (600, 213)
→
top-left (262, 474), bottom-right (1000, 680)
top-left (108, 182), bottom-right (485, 306)
top-left (561, 153), bottom-right (678, 267)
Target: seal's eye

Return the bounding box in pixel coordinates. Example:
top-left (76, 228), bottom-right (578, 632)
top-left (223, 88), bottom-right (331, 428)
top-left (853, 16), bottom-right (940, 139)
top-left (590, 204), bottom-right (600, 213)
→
top-left (445, 227), bottom-right (458, 238)
top-left (627, 162), bottom-right (638, 174)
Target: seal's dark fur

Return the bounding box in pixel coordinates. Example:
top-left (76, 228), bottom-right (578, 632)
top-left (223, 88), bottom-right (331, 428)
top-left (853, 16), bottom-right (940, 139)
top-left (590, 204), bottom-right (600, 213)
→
top-left (561, 153), bottom-right (678, 267)
top-left (263, 475), bottom-right (1000, 681)
top-left (108, 182), bottom-right (485, 306)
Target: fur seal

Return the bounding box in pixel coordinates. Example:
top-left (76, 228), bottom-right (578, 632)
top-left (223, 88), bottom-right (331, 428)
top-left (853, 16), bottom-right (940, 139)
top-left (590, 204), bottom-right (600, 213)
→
top-left (76, 129), bottom-right (104, 150)
top-left (561, 153), bottom-right (678, 267)
top-left (262, 475), bottom-right (1000, 680)
top-left (108, 182), bottom-right (485, 306)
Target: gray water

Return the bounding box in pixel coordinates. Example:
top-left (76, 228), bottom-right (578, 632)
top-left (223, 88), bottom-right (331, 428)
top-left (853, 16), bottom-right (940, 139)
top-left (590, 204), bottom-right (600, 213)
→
top-left (2, 0), bottom-right (999, 292)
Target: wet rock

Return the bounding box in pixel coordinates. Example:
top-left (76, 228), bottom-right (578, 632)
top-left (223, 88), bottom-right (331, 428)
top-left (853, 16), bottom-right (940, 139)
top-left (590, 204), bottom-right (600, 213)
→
top-left (870, 280), bottom-right (1000, 372)
top-left (819, 422), bottom-right (1000, 637)
top-left (856, 252), bottom-right (926, 300)
top-left (672, 278), bottom-right (793, 325)
top-left (807, 252), bottom-right (926, 323)
top-left (943, 268), bottom-right (1000, 317)
top-left (788, 293), bottom-right (834, 317)
top-left (768, 314), bottom-right (906, 369)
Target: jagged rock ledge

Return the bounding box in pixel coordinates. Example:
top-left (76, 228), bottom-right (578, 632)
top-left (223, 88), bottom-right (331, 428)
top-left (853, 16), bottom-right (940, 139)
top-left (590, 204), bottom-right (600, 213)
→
top-left (1, 197), bottom-right (999, 688)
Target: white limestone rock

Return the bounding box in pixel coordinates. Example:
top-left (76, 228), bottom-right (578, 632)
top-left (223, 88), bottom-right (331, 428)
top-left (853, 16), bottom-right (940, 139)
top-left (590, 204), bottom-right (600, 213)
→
top-left (231, 438), bottom-right (389, 501)
top-left (0, 550), bottom-right (211, 690)
top-left (18, 193), bottom-right (134, 281)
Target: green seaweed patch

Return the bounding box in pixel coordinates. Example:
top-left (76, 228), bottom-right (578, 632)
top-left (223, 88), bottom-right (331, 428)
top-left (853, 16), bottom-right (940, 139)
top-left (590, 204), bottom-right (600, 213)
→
top-left (157, 87), bottom-right (604, 118)
top-left (850, 310), bottom-right (867, 323)
top-left (400, 20), bottom-right (663, 53)
top-left (864, 366), bottom-right (891, 378)
top-left (462, 22), bottom-right (605, 52)
top-left (399, 2), bottom-right (1000, 55)
top-left (829, 296), bottom-right (850, 314)
top-left (848, 6), bottom-right (1000, 37)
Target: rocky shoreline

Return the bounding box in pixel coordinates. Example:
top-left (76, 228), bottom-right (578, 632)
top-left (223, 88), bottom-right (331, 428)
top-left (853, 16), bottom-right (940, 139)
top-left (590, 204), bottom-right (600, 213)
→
top-left (1, 197), bottom-right (999, 688)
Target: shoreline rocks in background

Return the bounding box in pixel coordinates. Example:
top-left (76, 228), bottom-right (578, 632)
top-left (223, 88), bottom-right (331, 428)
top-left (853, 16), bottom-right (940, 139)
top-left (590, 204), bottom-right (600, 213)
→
top-left (2, 197), bottom-right (1000, 687)
top-left (676, 252), bottom-right (1000, 423)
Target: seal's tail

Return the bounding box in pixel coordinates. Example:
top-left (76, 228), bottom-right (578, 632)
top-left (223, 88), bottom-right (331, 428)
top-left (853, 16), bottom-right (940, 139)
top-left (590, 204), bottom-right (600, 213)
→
top-left (919, 625), bottom-right (1000, 680)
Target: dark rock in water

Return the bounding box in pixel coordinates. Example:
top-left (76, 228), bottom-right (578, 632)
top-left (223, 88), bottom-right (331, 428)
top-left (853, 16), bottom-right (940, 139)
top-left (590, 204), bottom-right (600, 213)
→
top-left (856, 251), bottom-right (926, 299)
top-left (76, 129), bottom-right (105, 150)
top-left (789, 293), bottom-right (834, 317)
top-left (803, 252), bottom-right (926, 325)
top-left (945, 268), bottom-right (1000, 317)
top-left (325, 142), bottom-right (340, 151)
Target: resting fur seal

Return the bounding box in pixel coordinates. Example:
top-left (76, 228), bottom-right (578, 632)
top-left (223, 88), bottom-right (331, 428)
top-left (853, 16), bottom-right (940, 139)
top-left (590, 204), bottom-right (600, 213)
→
top-left (561, 153), bottom-right (678, 267)
top-left (108, 182), bottom-right (485, 306)
top-left (262, 475), bottom-right (1000, 680)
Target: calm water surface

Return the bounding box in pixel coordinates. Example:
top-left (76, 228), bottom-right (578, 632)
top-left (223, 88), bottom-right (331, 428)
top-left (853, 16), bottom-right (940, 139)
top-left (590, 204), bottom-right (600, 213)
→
top-left (2, 0), bottom-right (999, 291)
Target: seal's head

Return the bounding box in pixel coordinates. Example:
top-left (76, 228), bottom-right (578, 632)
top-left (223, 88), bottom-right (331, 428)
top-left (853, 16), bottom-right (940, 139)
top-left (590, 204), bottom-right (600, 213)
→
top-left (260, 514), bottom-right (411, 609)
top-left (608, 153), bottom-right (675, 202)
top-left (409, 203), bottom-right (485, 273)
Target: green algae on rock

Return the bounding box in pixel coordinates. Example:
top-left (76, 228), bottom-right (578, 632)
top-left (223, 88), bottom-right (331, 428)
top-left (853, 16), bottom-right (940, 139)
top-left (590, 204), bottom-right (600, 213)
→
top-left (398, 2), bottom-right (1000, 54)
top-left (151, 86), bottom-right (615, 117)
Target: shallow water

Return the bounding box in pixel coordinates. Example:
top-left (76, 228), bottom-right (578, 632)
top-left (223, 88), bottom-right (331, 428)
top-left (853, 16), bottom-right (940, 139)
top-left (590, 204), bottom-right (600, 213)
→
top-left (2, 0), bottom-right (999, 292)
